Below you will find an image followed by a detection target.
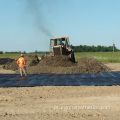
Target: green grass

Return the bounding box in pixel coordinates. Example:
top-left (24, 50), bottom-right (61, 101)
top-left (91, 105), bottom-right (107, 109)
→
top-left (0, 54), bottom-right (20, 59)
top-left (0, 52), bottom-right (120, 63)
top-left (0, 54), bottom-right (43, 59)
top-left (75, 52), bottom-right (120, 63)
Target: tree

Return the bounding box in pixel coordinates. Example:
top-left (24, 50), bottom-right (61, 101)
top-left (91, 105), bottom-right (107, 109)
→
top-left (23, 51), bottom-right (26, 54)
top-left (71, 45), bottom-right (120, 52)
top-left (0, 51), bottom-right (3, 54)
top-left (35, 50), bottom-right (38, 54)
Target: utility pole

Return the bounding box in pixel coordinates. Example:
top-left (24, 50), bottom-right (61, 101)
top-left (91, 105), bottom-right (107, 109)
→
top-left (113, 40), bottom-right (115, 52)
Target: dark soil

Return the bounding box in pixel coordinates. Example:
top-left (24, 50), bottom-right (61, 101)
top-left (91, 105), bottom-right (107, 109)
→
top-left (4, 55), bottom-right (111, 74)
top-left (0, 58), bottom-right (14, 65)
top-left (77, 57), bottom-right (111, 73)
top-left (39, 55), bottom-right (75, 67)
top-left (4, 60), bottom-right (18, 71)
top-left (24, 55), bottom-right (39, 66)
top-left (4, 55), bottom-right (39, 71)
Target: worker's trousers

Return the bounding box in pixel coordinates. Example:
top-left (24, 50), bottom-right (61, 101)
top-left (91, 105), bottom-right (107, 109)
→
top-left (19, 67), bottom-right (27, 76)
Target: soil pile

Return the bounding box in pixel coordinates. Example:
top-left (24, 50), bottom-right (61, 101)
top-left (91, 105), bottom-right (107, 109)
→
top-left (0, 58), bottom-right (14, 65)
top-left (39, 56), bottom-right (75, 67)
top-left (4, 61), bottom-right (18, 71)
top-left (26, 56), bottom-right (111, 74)
top-left (4, 55), bottom-right (111, 74)
top-left (24, 55), bottom-right (39, 66)
top-left (77, 57), bottom-right (111, 73)
top-left (4, 55), bottom-right (39, 71)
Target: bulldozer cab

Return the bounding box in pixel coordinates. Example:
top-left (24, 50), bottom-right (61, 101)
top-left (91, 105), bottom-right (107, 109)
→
top-left (50, 37), bottom-right (71, 53)
top-left (50, 37), bottom-right (75, 62)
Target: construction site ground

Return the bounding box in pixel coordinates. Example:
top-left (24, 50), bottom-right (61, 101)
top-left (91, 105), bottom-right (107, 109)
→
top-left (0, 56), bottom-right (120, 120)
top-left (0, 62), bottom-right (120, 74)
top-left (2, 55), bottom-right (111, 74)
top-left (0, 86), bottom-right (119, 120)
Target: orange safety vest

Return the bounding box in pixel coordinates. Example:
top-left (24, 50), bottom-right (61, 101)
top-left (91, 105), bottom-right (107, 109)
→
top-left (17, 57), bottom-right (26, 67)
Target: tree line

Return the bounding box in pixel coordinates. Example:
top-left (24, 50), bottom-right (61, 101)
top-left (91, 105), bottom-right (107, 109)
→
top-left (0, 51), bottom-right (3, 54)
top-left (0, 45), bottom-right (119, 54)
top-left (0, 51), bottom-right (49, 54)
top-left (71, 45), bottom-right (120, 52)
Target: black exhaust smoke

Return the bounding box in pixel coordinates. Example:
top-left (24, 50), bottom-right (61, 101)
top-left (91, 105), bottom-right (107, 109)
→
top-left (21, 0), bottom-right (54, 38)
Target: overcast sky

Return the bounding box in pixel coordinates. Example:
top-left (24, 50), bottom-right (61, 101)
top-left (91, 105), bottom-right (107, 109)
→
top-left (0, 0), bottom-right (120, 52)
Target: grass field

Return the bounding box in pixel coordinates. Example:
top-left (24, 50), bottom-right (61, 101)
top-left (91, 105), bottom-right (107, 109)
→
top-left (0, 52), bottom-right (120, 63)
top-left (0, 54), bottom-right (43, 59)
top-left (75, 52), bottom-right (120, 63)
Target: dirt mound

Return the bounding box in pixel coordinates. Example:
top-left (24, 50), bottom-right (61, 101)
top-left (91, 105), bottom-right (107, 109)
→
top-left (77, 57), bottom-right (111, 73)
top-left (4, 55), bottom-right (39, 71)
top-left (4, 60), bottom-right (18, 71)
top-left (24, 55), bottom-right (39, 66)
top-left (4, 55), bottom-right (111, 74)
top-left (0, 58), bottom-right (14, 65)
top-left (26, 56), bottom-right (111, 74)
top-left (39, 56), bottom-right (75, 67)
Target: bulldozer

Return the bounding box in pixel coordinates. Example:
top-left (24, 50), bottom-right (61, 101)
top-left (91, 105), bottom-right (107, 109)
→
top-left (50, 37), bottom-right (75, 62)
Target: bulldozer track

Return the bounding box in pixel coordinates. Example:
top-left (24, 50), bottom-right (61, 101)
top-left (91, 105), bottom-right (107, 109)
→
top-left (0, 71), bottom-right (120, 87)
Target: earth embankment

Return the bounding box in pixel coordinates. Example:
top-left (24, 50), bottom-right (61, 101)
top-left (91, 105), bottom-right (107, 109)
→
top-left (4, 55), bottom-right (111, 74)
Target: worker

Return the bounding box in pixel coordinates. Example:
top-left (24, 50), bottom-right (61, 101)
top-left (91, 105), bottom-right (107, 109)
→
top-left (17, 54), bottom-right (27, 76)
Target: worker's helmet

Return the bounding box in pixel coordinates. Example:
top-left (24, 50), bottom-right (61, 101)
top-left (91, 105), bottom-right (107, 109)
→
top-left (21, 54), bottom-right (24, 57)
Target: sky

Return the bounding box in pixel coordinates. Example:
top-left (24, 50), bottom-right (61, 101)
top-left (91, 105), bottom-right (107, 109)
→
top-left (0, 0), bottom-right (120, 52)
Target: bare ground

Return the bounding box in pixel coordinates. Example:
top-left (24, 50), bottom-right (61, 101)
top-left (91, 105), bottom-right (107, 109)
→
top-left (0, 63), bottom-right (120, 119)
top-left (0, 66), bottom-right (16, 74)
top-left (0, 86), bottom-right (120, 120)
top-left (104, 63), bottom-right (120, 71)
